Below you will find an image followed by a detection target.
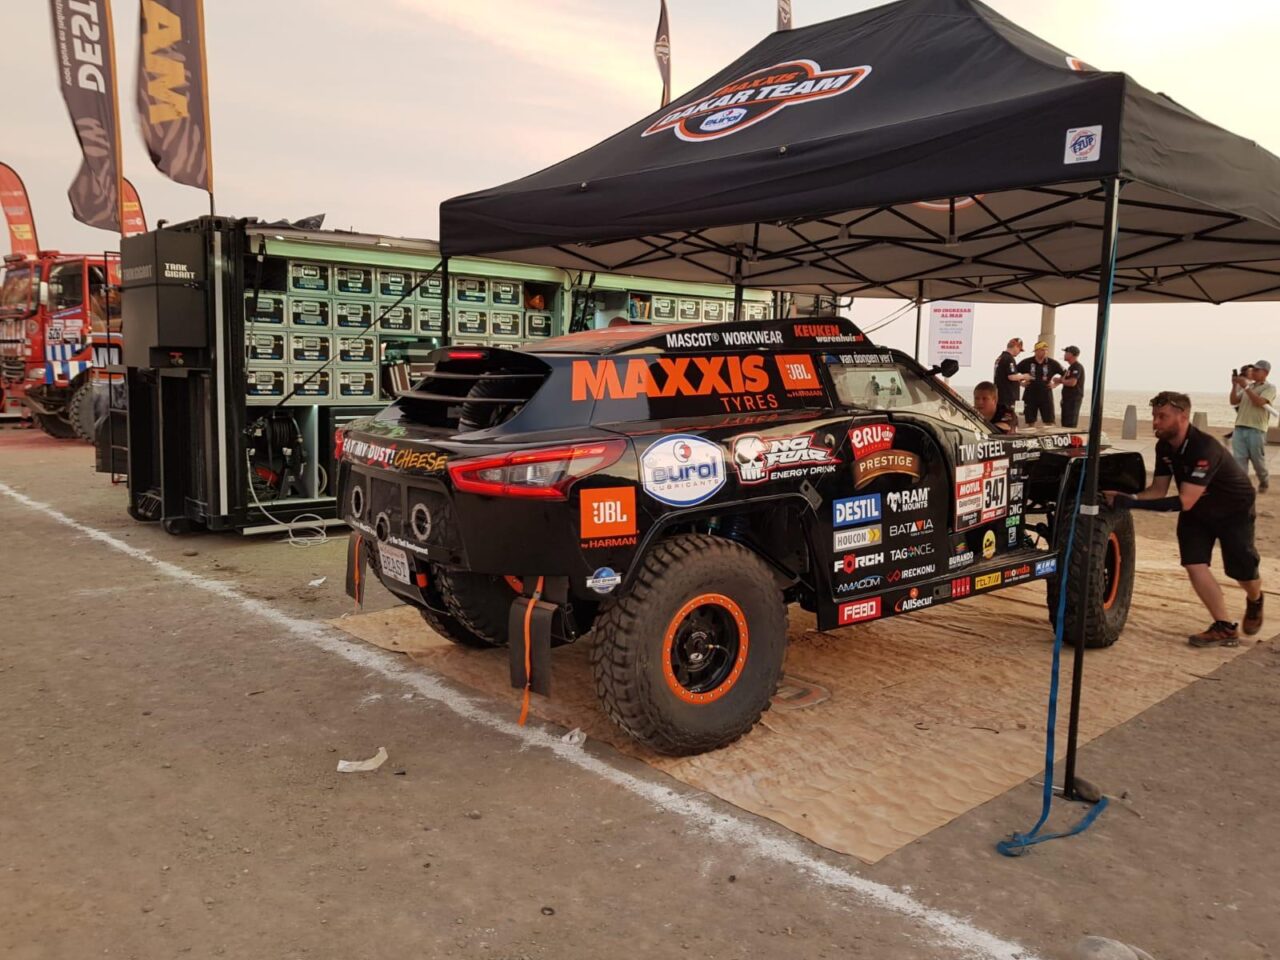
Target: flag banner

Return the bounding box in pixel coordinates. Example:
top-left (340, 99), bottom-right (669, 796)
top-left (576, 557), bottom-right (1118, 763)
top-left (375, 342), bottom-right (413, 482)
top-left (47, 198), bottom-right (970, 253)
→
top-left (927, 301), bottom-right (975, 367)
top-left (777, 0), bottom-right (793, 31)
top-left (121, 177), bottom-right (147, 236)
top-left (654, 0), bottom-right (671, 108)
top-left (0, 163), bottom-right (40, 257)
top-left (137, 0), bottom-right (214, 191)
top-left (49, 0), bottom-right (124, 232)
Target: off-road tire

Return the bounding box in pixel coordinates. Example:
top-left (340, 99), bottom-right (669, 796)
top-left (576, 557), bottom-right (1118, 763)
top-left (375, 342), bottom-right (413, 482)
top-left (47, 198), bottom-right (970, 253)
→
top-left (432, 567), bottom-right (515, 647)
top-left (35, 413), bottom-right (77, 439)
top-left (416, 597), bottom-right (497, 650)
top-left (589, 533), bottom-right (787, 756)
top-left (1047, 504), bottom-right (1135, 648)
top-left (68, 379), bottom-right (95, 443)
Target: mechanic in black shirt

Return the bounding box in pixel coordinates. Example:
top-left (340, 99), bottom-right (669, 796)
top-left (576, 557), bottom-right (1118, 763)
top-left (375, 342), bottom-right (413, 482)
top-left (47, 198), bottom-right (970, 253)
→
top-left (1016, 341), bottom-right (1065, 427)
top-left (993, 337), bottom-right (1025, 421)
top-left (1059, 345), bottom-right (1086, 428)
top-left (1105, 391), bottom-right (1263, 646)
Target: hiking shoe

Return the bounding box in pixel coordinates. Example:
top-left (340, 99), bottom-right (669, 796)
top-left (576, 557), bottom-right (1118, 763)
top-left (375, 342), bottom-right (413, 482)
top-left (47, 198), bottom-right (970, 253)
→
top-left (1243, 595), bottom-right (1264, 636)
top-left (1188, 621), bottom-right (1240, 647)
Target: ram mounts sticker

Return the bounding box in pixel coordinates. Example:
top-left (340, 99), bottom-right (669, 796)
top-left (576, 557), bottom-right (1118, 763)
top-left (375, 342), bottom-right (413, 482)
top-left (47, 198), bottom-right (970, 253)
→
top-left (731, 432), bottom-right (838, 484)
top-left (580, 487), bottom-right (638, 549)
top-left (643, 59), bottom-right (872, 143)
top-left (886, 488), bottom-right (929, 513)
top-left (640, 435), bottom-right (725, 506)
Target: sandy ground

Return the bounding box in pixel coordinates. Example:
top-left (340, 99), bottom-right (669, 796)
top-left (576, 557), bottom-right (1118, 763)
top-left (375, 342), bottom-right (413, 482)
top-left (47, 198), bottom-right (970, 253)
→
top-left (1, 424), bottom-right (1278, 960)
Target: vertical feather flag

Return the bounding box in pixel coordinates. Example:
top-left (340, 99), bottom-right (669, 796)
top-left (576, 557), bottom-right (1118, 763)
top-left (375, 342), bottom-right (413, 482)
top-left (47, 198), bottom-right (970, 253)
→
top-left (654, 1), bottom-right (672, 108)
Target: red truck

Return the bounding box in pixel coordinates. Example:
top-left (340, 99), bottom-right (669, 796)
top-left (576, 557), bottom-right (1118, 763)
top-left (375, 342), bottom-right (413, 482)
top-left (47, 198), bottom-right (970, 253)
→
top-left (1, 250), bottom-right (120, 440)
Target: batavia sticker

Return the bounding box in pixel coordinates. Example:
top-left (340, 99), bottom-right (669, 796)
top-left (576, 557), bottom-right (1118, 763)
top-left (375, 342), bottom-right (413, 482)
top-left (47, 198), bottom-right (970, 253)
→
top-left (642, 59), bottom-right (872, 142)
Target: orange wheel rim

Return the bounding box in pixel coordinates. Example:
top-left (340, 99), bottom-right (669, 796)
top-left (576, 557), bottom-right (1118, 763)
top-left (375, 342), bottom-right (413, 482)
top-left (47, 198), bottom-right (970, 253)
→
top-left (661, 593), bottom-right (749, 705)
top-left (1102, 532), bottom-right (1122, 611)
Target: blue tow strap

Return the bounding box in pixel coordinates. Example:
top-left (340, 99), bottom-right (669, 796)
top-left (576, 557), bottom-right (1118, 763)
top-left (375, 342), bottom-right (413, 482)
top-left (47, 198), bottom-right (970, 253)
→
top-left (996, 465), bottom-right (1108, 856)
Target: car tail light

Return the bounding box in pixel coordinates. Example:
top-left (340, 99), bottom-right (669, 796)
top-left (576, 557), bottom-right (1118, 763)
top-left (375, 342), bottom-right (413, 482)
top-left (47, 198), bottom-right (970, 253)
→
top-left (449, 439), bottom-right (627, 500)
top-left (447, 349), bottom-right (486, 360)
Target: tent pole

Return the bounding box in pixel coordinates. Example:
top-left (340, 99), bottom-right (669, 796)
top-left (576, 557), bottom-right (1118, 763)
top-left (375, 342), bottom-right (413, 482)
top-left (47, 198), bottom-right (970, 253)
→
top-left (913, 281), bottom-right (924, 359)
top-left (732, 250), bottom-right (745, 320)
top-left (1063, 176), bottom-right (1121, 801)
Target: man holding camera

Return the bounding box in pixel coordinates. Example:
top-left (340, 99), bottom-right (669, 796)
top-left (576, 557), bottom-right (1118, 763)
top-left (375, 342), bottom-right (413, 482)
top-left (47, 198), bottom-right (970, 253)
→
top-left (1105, 392), bottom-right (1263, 647)
top-left (1231, 360), bottom-right (1275, 493)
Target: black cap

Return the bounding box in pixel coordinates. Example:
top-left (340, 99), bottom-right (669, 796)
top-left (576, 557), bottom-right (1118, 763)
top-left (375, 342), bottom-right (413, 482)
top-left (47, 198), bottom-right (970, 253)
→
top-left (1064, 345), bottom-right (1080, 356)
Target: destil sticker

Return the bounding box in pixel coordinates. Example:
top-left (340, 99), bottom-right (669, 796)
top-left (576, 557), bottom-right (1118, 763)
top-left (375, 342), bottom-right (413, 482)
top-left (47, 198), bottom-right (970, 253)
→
top-left (833, 493), bottom-right (881, 528)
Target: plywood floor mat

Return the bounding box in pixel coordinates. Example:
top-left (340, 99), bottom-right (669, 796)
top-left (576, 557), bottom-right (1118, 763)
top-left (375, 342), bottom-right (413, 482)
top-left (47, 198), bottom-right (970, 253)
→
top-left (331, 536), bottom-right (1272, 863)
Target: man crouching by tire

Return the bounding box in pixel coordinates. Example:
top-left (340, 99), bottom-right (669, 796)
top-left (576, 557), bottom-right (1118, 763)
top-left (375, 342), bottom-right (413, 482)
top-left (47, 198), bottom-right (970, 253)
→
top-left (1104, 391), bottom-right (1264, 647)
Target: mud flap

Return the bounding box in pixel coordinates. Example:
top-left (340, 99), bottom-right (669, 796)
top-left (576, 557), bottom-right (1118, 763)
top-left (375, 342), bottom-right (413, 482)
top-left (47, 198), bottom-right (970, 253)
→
top-left (509, 598), bottom-right (555, 697)
top-left (344, 532), bottom-right (368, 605)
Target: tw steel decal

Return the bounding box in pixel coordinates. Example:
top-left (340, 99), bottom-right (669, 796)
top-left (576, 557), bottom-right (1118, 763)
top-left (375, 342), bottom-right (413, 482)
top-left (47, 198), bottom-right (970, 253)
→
top-left (642, 59), bottom-right (872, 142)
top-left (572, 356), bottom-right (772, 403)
top-left (731, 432), bottom-right (837, 484)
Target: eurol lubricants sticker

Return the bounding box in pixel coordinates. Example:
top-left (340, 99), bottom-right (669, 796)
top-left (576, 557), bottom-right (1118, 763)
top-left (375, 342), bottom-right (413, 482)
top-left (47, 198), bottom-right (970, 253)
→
top-left (640, 435), bottom-right (725, 506)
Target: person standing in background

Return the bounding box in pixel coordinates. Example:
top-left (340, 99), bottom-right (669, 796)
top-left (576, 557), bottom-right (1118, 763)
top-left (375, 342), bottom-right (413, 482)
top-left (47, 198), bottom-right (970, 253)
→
top-left (1059, 345), bottom-right (1086, 429)
top-left (1016, 341), bottom-right (1064, 427)
top-left (993, 337), bottom-right (1026, 422)
top-left (1230, 359), bottom-right (1275, 493)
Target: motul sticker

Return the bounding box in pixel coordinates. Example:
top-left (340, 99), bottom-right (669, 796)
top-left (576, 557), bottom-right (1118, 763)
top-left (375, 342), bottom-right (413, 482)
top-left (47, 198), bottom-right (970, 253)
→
top-left (731, 432), bottom-right (837, 484)
top-left (643, 59), bottom-right (871, 142)
top-left (838, 597), bottom-right (881, 625)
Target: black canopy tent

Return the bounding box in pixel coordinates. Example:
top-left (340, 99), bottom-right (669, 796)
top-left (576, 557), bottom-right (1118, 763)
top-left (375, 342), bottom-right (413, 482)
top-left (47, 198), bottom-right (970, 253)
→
top-left (439, 0), bottom-right (1280, 800)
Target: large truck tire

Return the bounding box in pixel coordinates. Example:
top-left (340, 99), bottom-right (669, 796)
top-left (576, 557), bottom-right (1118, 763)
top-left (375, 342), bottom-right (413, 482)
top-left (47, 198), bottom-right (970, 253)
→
top-left (35, 413), bottom-right (77, 439)
top-left (1047, 505), bottom-right (1135, 649)
top-left (430, 567), bottom-right (516, 648)
top-left (68, 379), bottom-right (95, 443)
top-left (590, 533), bottom-right (787, 756)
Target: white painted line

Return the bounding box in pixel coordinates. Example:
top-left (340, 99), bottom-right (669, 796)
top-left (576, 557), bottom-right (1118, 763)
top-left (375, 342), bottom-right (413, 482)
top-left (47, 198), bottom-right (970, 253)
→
top-left (0, 481), bottom-right (1039, 960)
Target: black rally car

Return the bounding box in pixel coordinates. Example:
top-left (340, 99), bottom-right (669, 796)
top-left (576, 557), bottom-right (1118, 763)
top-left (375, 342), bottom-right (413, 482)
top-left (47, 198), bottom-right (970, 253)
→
top-left (337, 317), bottom-right (1144, 755)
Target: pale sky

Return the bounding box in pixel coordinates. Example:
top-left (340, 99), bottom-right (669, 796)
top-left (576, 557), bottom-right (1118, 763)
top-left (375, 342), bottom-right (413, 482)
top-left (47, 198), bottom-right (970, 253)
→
top-left (3, 0), bottom-right (1277, 392)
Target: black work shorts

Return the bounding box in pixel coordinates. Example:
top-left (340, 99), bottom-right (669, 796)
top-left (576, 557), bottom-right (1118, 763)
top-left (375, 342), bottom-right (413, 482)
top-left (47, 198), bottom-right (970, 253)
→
top-left (1023, 389), bottom-right (1054, 425)
top-left (1177, 510), bottom-right (1260, 581)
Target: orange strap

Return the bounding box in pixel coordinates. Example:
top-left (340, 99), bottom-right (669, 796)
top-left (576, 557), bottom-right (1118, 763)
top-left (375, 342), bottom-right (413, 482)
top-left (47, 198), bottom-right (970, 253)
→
top-left (518, 576), bottom-right (545, 726)
top-left (352, 538), bottom-right (362, 612)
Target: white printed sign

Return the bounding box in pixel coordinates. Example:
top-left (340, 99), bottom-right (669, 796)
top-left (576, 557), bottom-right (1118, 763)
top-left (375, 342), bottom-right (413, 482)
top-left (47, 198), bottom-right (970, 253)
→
top-left (927, 301), bottom-right (974, 368)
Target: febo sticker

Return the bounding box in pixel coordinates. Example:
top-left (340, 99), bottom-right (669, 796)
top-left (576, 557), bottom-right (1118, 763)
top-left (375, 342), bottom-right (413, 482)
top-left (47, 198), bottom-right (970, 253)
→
top-left (640, 435), bottom-right (725, 506)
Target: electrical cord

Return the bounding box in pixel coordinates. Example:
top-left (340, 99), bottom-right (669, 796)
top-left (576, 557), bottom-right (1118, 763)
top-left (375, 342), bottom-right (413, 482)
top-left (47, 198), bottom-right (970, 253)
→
top-left (244, 449), bottom-right (330, 547)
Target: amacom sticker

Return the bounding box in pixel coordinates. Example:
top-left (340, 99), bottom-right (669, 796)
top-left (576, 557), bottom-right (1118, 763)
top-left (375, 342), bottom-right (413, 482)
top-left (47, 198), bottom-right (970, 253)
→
top-left (642, 59), bottom-right (871, 142)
